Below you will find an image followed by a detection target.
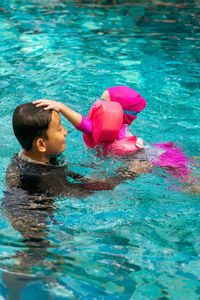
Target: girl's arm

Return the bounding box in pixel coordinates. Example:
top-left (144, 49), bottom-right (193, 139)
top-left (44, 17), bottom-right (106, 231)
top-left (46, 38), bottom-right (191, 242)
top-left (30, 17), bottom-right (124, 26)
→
top-left (33, 99), bottom-right (92, 134)
top-left (33, 99), bottom-right (82, 126)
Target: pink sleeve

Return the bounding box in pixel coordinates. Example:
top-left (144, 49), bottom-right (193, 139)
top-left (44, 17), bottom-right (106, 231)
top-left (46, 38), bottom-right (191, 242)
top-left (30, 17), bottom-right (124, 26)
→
top-left (74, 115), bottom-right (93, 135)
top-left (118, 124), bottom-right (126, 139)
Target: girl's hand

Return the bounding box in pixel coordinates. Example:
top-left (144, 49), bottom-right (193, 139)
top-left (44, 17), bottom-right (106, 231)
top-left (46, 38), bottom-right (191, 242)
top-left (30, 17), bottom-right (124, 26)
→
top-left (33, 99), bottom-right (63, 113)
top-left (33, 99), bottom-right (82, 126)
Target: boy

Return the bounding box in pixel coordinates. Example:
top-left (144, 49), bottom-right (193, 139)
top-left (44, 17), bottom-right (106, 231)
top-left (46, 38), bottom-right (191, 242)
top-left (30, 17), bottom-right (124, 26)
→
top-left (2, 102), bottom-right (135, 300)
top-left (6, 102), bottom-right (129, 197)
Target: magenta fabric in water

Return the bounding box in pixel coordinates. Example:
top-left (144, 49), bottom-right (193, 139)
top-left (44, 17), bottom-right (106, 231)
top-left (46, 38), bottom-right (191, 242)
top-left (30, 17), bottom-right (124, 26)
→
top-left (151, 142), bottom-right (193, 179)
top-left (107, 86), bottom-right (146, 125)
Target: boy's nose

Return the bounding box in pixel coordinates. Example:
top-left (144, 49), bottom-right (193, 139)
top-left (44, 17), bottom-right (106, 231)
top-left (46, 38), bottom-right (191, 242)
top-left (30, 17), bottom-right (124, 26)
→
top-left (64, 128), bottom-right (68, 136)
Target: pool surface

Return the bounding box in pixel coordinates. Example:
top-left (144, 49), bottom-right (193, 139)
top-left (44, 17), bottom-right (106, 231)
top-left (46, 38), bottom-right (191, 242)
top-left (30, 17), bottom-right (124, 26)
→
top-left (0, 0), bottom-right (199, 299)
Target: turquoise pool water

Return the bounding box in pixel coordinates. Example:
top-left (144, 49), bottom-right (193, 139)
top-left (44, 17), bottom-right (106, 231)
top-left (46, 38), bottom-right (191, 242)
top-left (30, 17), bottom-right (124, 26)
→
top-left (0, 0), bottom-right (200, 299)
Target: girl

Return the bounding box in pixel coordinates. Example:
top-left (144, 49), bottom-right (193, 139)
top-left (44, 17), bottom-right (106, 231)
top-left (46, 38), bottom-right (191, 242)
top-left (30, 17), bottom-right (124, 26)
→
top-left (33, 86), bottom-right (193, 180)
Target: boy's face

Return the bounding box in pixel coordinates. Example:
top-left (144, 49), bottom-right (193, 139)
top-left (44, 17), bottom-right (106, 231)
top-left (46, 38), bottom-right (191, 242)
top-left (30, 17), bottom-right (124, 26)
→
top-left (45, 111), bottom-right (67, 158)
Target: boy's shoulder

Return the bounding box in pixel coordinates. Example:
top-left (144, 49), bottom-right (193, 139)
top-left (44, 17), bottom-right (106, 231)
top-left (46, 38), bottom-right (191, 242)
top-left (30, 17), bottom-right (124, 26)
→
top-left (5, 152), bottom-right (68, 195)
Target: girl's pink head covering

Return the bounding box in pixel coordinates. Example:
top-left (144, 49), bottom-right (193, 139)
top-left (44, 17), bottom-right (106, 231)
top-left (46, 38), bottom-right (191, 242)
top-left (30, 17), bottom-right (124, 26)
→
top-left (107, 86), bottom-right (146, 125)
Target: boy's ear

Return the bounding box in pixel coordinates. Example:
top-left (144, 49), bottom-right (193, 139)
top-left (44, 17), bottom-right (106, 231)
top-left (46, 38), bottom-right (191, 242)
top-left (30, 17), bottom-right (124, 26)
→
top-left (35, 138), bottom-right (46, 153)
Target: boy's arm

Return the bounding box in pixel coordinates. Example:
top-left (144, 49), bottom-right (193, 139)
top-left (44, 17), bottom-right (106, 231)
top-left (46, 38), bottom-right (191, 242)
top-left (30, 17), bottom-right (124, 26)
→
top-left (127, 160), bottom-right (153, 174)
top-left (33, 99), bottom-right (82, 126)
top-left (67, 169), bottom-right (138, 191)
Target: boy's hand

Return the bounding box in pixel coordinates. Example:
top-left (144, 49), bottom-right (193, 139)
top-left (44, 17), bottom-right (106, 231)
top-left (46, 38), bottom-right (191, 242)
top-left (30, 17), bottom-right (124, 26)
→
top-left (33, 99), bottom-right (63, 113)
top-left (128, 160), bottom-right (152, 174)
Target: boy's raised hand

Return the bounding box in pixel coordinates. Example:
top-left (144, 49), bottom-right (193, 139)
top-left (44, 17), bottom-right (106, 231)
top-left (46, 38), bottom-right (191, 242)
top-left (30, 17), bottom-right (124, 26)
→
top-left (33, 99), bottom-right (63, 113)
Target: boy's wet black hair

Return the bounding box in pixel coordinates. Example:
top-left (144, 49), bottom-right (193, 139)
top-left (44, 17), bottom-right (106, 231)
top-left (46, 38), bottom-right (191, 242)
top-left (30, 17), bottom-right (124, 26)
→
top-left (12, 103), bottom-right (52, 150)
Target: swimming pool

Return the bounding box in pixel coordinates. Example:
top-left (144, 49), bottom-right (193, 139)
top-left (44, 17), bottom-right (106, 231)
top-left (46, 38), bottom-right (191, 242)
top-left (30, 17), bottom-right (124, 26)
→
top-left (0, 0), bottom-right (199, 298)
